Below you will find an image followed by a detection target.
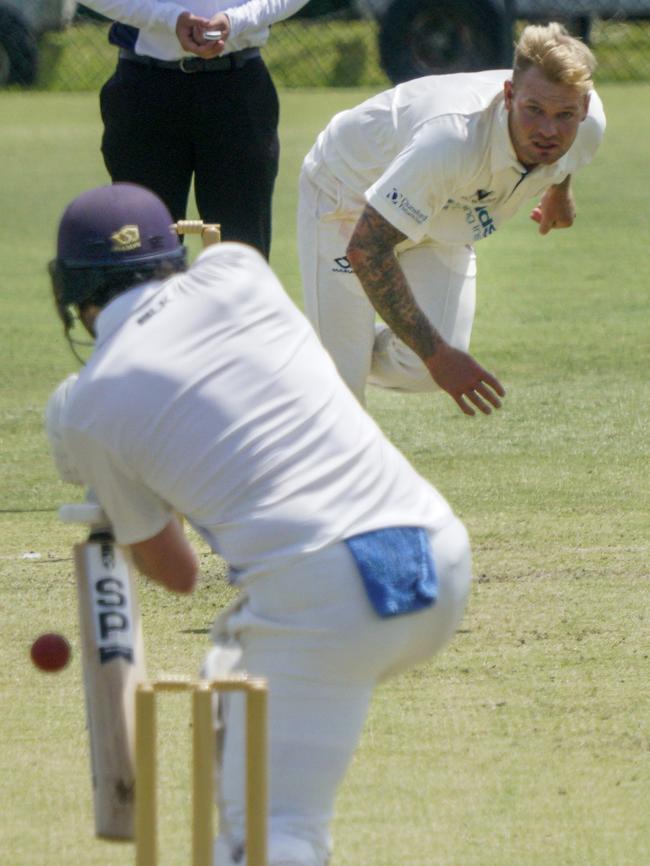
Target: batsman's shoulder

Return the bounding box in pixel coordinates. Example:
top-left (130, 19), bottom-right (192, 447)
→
top-left (197, 240), bottom-right (265, 262)
top-left (193, 241), bottom-right (273, 284)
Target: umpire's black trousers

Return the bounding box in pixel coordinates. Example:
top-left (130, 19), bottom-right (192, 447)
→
top-left (100, 54), bottom-right (280, 259)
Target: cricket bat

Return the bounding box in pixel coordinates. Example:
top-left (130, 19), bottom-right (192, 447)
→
top-left (61, 502), bottom-right (146, 840)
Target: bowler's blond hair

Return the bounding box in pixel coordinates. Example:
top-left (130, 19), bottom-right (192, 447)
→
top-left (513, 22), bottom-right (596, 94)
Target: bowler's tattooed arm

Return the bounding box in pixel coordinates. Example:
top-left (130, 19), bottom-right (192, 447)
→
top-left (346, 204), bottom-right (505, 417)
top-left (346, 205), bottom-right (445, 361)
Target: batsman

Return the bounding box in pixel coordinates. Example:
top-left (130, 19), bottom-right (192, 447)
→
top-left (47, 182), bottom-right (472, 866)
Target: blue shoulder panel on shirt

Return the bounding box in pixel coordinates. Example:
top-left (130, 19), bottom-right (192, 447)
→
top-left (345, 526), bottom-right (437, 618)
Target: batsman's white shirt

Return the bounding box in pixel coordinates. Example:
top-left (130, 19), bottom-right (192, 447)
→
top-left (62, 243), bottom-right (453, 581)
top-left (303, 70), bottom-right (606, 245)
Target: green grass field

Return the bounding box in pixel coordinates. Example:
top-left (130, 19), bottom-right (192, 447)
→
top-left (1, 83), bottom-right (649, 866)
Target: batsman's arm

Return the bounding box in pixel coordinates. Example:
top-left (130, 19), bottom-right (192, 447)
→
top-left (129, 515), bottom-right (199, 594)
top-left (47, 387), bottom-right (199, 595)
top-left (45, 374), bottom-right (85, 485)
top-left (346, 204), bottom-right (505, 416)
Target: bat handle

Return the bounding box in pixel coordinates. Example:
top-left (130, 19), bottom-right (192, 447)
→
top-left (59, 502), bottom-right (108, 526)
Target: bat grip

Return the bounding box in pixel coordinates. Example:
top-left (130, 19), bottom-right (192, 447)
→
top-left (87, 529), bottom-right (115, 543)
top-left (59, 502), bottom-right (108, 526)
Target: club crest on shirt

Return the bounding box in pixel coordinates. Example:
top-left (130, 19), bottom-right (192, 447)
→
top-left (111, 225), bottom-right (142, 252)
top-left (461, 189), bottom-right (496, 205)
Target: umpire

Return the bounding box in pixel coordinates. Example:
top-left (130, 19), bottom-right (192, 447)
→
top-left (80, 0), bottom-right (311, 259)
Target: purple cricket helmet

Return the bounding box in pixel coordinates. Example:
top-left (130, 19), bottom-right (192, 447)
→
top-left (50, 182), bottom-right (186, 308)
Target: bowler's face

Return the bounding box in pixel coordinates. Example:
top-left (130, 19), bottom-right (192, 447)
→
top-left (504, 66), bottom-right (590, 170)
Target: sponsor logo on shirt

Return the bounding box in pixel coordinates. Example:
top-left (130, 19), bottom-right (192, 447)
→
top-left (464, 204), bottom-right (497, 241)
top-left (332, 256), bottom-right (354, 274)
top-left (386, 188), bottom-right (428, 225)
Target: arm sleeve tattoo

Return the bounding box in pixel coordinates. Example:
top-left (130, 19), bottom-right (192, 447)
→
top-left (346, 205), bottom-right (444, 361)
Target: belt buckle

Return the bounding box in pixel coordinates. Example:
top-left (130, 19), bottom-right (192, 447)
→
top-left (180, 56), bottom-right (201, 74)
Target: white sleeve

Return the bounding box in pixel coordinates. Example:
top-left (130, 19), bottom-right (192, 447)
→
top-left (365, 115), bottom-right (470, 243)
top-left (569, 88), bottom-right (606, 172)
top-left (225, 0), bottom-right (310, 39)
top-left (78, 0), bottom-right (187, 33)
top-left (45, 374), bottom-right (85, 486)
top-left (64, 427), bottom-right (173, 546)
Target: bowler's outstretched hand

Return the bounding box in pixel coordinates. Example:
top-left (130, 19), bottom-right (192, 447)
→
top-left (426, 344), bottom-right (505, 416)
top-left (530, 178), bottom-right (576, 235)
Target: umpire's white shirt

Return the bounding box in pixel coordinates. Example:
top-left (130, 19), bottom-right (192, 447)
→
top-left (303, 70), bottom-right (606, 245)
top-left (79, 0), bottom-right (310, 58)
top-left (62, 244), bottom-right (453, 581)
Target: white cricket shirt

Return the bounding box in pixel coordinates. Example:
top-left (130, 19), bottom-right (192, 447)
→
top-left (62, 244), bottom-right (454, 581)
top-left (80, 0), bottom-right (309, 59)
top-left (303, 70), bottom-right (606, 245)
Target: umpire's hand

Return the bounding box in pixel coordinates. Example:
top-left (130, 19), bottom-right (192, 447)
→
top-left (175, 11), bottom-right (227, 58)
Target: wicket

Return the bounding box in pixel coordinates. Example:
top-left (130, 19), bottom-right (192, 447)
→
top-left (135, 676), bottom-right (268, 866)
top-left (172, 220), bottom-right (221, 247)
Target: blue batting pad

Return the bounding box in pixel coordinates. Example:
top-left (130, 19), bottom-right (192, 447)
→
top-left (344, 526), bottom-right (437, 618)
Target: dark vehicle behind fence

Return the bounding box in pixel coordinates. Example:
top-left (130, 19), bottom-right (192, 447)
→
top-left (0, 0), bottom-right (77, 84)
top-left (296, 0), bottom-right (650, 83)
top-left (3, 0), bottom-right (650, 87)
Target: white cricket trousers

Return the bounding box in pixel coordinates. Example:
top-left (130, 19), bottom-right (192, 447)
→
top-left (211, 515), bottom-right (472, 866)
top-left (298, 168), bottom-right (477, 403)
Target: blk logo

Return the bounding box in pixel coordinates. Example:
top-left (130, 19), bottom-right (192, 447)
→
top-left (332, 256), bottom-right (354, 273)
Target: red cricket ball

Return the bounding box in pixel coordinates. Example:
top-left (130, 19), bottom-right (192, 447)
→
top-left (30, 632), bottom-right (71, 673)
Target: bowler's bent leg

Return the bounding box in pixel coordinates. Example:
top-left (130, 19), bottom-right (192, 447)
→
top-left (298, 170), bottom-right (375, 403)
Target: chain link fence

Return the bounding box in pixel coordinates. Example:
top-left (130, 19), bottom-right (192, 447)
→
top-left (1, 1), bottom-right (649, 91)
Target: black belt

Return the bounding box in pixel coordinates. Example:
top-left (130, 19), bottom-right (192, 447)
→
top-left (119, 46), bottom-right (260, 73)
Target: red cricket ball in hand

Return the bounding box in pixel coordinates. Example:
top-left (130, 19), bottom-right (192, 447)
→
top-left (30, 633), bottom-right (71, 673)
